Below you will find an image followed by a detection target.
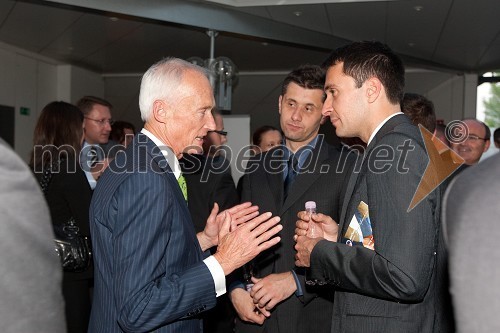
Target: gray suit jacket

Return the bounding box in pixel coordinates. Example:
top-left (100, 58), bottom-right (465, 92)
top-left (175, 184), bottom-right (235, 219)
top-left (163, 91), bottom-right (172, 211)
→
top-left (0, 139), bottom-right (65, 333)
top-left (445, 152), bottom-right (500, 333)
top-left (236, 135), bottom-right (354, 333)
top-left (309, 115), bottom-right (453, 332)
top-left (89, 133), bottom-right (217, 333)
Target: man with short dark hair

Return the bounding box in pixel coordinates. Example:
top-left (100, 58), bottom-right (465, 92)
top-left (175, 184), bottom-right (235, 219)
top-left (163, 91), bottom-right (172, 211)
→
top-left (401, 92), bottom-right (436, 133)
top-left (230, 65), bottom-right (354, 333)
top-left (295, 41), bottom-right (452, 332)
top-left (493, 127), bottom-right (500, 149)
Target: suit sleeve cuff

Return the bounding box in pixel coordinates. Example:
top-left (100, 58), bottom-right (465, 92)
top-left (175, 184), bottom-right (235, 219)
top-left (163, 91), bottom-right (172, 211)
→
top-left (291, 270), bottom-right (303, 297)
top-left (84, 170), bottom-right (97, 189)
top-left (203, 255), bottom-right (226, 297)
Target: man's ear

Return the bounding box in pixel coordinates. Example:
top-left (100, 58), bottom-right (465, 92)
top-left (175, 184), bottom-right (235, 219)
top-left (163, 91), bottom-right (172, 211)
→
top-left (484, 139), bottom-right (491, 152)
top-left (278, 95), bottom-right (283, 115)
top-left (366, 77), bottom-right (382, 103)
top-left (152, 100), bottom-right (168, 123)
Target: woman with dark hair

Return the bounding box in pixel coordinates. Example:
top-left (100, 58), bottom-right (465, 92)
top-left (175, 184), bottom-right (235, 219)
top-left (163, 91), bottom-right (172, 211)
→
top-left (30, 101), bottom-right (93, 333)
top-left (252, 125), bottom-right (282, 154)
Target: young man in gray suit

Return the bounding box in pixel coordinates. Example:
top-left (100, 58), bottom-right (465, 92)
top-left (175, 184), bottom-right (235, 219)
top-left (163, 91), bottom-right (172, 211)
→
top-left (89, 58), bottom-right (282, 333)
top-left (230, 65), bottom-right (354, 333)
top-left (0, 139), bottom-right (65, 333)
top-left (445, 152), bottom-right (500, 333)
top-left (295, 41), bottom-right (453, 332)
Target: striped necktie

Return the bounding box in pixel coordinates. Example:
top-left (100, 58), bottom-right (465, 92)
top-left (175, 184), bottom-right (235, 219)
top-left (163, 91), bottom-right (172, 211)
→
top-left (89, 146), bottom-right (98, 168)
top-left (177, 173), bottom-right (188, 202)
top-left (284, 153), bottom-right (298, 200)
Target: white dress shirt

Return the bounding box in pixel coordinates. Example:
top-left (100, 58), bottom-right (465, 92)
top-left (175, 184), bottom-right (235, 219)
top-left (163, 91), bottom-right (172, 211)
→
top-left (367, 112), bottom-right (404, 146)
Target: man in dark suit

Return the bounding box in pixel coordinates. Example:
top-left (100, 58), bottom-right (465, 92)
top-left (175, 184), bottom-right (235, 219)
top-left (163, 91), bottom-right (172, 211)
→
top-left (89, 58), bottom-right (283, 333)
top-left (77, 96), bottom-right (115, 189)
top-left (182, 109), bottom-right (239, 234)
top-left (181, 109), bottom-right (239, 333)
top-left (294, 41), bottom-right (452, 332)
top-left (181, 153), bottom-right (238, 233)
top-left (230, 65), bottom-right (354, 333)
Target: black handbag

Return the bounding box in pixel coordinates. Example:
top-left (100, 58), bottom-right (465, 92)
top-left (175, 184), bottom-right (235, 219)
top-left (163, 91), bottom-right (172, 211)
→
top-left (39, 160), bottom-right (92, 272)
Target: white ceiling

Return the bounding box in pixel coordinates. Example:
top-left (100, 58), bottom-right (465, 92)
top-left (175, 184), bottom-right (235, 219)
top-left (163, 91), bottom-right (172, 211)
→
top-left (204, 0), bottom-right (398, 6)
top-left (0, 0), bottom-right (498, 128)
top-left (1, 0), bottom-right (499, 75)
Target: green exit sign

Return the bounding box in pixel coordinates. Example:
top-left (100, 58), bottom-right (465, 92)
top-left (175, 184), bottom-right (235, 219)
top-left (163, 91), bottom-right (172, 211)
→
top-left (20, 106), bottom-right (30, 116)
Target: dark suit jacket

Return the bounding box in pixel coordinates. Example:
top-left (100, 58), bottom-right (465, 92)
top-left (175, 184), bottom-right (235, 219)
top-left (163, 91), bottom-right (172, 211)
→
top-left (309, 115), bottom-right (453, 333)
top-left (180, 154), bottom-right (239, 233)
top-left (235, 135), bottom-right (354, 333)
top-left (89, 133), bottom-right (217, 333)
top-left (180, 154), bottom-right (239, 333)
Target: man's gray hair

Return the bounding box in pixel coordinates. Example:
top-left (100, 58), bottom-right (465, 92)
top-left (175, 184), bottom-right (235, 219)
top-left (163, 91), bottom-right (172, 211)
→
top-left (139, 58), bottom-right (212, 122)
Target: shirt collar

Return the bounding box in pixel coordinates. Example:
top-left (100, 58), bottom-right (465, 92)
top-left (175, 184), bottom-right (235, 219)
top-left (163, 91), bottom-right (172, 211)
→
top-left (367, 112), bottom-right (403, 146)
top-left (141, 128), bottom-right (181, 179)
top-left (284, 135), bottom-right (319, 170)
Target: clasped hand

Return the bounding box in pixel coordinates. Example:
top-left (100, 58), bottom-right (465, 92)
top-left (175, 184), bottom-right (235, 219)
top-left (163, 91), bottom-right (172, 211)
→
top-left (230, 272), bottom-right (296, 325)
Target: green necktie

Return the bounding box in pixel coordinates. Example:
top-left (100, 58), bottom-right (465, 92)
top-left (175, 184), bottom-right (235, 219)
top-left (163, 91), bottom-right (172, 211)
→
top-left (177, 173), bottom-right (188, 202)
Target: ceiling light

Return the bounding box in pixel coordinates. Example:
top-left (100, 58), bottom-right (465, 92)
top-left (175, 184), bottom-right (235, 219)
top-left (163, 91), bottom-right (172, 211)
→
top-left (413, 6), bottom-right (423, 12)
top-left (293, 11), bottom-right (302, 17)
top-left (187, 30), bottom-right (238, 111)
top-left (109, 17), bottom-right (119, 21)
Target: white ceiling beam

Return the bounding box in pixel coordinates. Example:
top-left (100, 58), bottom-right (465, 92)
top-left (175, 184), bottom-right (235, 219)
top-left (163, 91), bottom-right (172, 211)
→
top-left (204, 0), bottom-right (399, 7)
top-left (42, 0), bottom-right (348, 50)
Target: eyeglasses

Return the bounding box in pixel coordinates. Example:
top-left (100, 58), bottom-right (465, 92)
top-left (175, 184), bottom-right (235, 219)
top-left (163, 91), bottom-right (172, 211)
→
top-left (209, 130), bottom-right (228, 136)
top-left (85, 117), bottom-right (114, 126)
top-left (466, 134), bottom-right (488, 142)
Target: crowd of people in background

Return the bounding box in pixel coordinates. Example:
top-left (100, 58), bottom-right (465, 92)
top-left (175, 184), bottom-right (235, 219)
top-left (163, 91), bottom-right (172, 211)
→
top-left (0, 40), bottom-right (498, 333)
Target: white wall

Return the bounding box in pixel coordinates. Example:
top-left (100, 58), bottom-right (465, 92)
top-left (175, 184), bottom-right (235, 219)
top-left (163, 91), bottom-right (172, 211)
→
top-left (69, 66), bottom-right (105, 104)
top-left (221, 115), bottom-right (251, 184)
top-left (0, 43), bottom-right (104, 161)
top-left (0, 47), bottom-right (59, 161)
top-left (426, 74), bottom-right (477, 123)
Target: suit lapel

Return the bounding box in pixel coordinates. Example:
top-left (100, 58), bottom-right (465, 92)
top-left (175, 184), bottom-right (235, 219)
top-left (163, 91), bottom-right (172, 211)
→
top-left (338, 114), bottom-right (410, 237)
top-left (140, 134), bottom-right (194, 237)
top-left (338, 151), bottom-right (364, 237)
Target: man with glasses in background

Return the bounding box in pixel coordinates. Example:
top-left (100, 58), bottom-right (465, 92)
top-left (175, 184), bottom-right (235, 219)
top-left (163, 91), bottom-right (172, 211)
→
top-left (451, 118), bottom-right (491, 165)
top-left (181, 107), bottom-right (239, 333)
top-left (77, 96), bottom-right (114, 189)
top-left (202, 109), bottom-right (228, 158)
